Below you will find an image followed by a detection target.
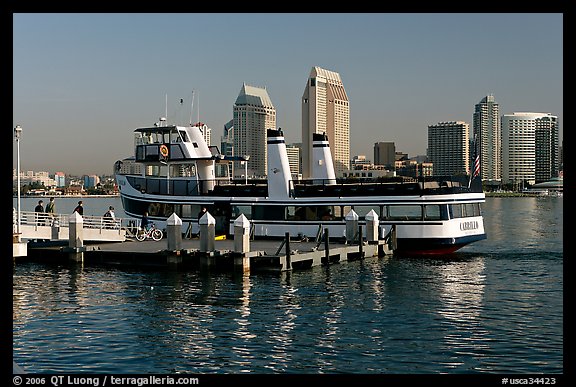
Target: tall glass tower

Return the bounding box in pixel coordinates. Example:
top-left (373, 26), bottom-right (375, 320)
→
top-left (473, 95), bottom-right (501, 183)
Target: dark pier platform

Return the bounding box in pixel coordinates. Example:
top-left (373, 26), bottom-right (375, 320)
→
top-left (18, 237), bottom-right (393, 273)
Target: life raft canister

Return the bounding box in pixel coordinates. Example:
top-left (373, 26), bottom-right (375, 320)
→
top-left (160, 144), bottom-right (169, 157)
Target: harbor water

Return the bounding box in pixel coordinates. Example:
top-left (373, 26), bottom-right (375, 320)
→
top-left (12, 196), bottom-right (563, 374)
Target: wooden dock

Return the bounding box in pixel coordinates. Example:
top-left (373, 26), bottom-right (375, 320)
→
top-left (18, 236), bottom-right (393, 273)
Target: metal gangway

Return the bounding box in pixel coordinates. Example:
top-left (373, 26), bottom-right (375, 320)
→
top-left (13, 210), bottom-right (127, 242)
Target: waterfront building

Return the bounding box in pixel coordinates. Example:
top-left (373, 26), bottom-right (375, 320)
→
top-left (219, 119), bottom-right (234, 177)
top-left (285, 145), bottom-right (301, 180)
top-left (83, 174), bottom-right (100, 188)
top-left (54, 172), bottom-right (66, 187)
top-left (373, 142), bottom-right (396, 169)
top-left (233, 83), bottom-right (276, 178)
top-left (427, 121), bottom-right (470, 176)
top-left (13, 170), bottom-right (57, 189)
top-left (193, 122), bottom-right (211, 146)
top-left (395, 160), bottom-right (434, 178)
top-left (302, 66), bottom-right (350, 178)
top-left (351, 155), bottom-right (372, 168)
top-left (473, 94), bottom-right (501, 183)
top-left (502, 112), bottom-right (559, 185)
top-left (341, 164), bottom-right (393, 179)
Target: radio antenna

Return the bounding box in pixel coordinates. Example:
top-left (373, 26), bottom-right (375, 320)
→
top-left (189, 90), bottom-right (195, 125)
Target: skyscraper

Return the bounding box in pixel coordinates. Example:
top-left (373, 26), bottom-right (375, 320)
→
top-left (502, 112), bottom-right (559, 185)
top-left (302, 66), bottom-right (350, 178)
top-left (233, 84), bottom-right (276, 177)
top-left (427, 121), bottom-right (470, 176)
top-left (473, 95), bottom-right (501, 183)
top-left (373, 142), bottom-right (396, 169)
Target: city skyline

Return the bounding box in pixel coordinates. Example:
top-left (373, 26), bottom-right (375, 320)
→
top-left (13, 13), bottom-right (563, 175)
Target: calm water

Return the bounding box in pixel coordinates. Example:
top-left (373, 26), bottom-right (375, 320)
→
top-left (12, 196), bottom-right (563, 374)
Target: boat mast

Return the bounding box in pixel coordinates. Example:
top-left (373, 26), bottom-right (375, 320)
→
top-left (189, 90), bottom-right (195, 126)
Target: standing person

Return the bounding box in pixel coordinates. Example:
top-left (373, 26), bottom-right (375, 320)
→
top-left (103, 206), bottom-right (117, 228)
top-left (45, 197), bottom-right (56, 225)
top-left (35, 200), bottom-right (45, 225)
top-left (73, 200), bottom-right (84, 215)
top-left (198, 206), bottom-right (207, 222)
top-left (196, 206), bottom-right (207, 236)
top-left (141, 211), bottom-right (150, 231)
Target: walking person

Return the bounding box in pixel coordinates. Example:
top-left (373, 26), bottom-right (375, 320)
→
top-left (35, 199), bottom-right (45, 225)
top-left (73, 200), bottom-right (84, 216)
top-left (45, 197), bottom-right (56, 225)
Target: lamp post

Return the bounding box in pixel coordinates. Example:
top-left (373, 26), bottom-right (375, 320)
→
top-left (14, 125), bottom-right (22, 235)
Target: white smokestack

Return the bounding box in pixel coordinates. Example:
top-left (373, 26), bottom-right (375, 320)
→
top-left (312, 132), bottom-right (336, 185)
top-left (184, 125), bottom-right (215, 193)
top-left (266, 128), bottom-right (292, 198)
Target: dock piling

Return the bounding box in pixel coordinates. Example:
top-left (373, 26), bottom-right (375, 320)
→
top-left (345, 209), bottom-right (358, 244)
top-left (66, 212), bottom-right (85, 262)
top-left (166, 213), bottom-right (183, 251)
top-left (199, 211), bottom-right (216, 253)
top-left (365, 209), bottom-right (379, 243)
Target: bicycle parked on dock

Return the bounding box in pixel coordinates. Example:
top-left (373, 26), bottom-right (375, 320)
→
top-left (135, 223), bottom-right (163, 241)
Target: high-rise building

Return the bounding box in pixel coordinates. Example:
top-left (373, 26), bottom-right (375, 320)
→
top-left (193, 122), bottom-right (211, 146)
top-left (233, 84), bottom-right (276, 177)
top-left (502, 112), bottom-right (559, 185)
top-left (54, 172), bottom-right (66, 187)
top-left (427, 121), bottom-right (470, 176)
top-left (373, 142), bottom-right (396, 168)
top-left (285, 145), bottom-right (301, 180)
top-left (473, 94), bottom-right (501, 182)
top-left (302, 66), bottom-right (350, 178)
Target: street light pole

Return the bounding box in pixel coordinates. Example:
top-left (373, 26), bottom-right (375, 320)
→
top-left (14, 125), bottom-right (22, 235)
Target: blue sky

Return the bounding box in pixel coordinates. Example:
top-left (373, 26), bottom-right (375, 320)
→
top-left (13, 13), bottom-right (563, 175)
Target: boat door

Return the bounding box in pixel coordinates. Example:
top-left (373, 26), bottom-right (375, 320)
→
top-left (212, 202), bottom-right (231, 236)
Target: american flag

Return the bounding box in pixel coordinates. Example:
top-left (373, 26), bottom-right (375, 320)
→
top-left (468, 135), bottom-right (480, 188)
top-left (472, 152), bottom-right (480, 178)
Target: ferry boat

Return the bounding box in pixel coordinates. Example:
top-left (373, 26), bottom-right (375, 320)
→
top-left (114, 121), bottom-right (486, 255)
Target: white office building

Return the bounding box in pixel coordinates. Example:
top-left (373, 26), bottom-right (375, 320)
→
top-left (302, 66), bottom-right (350, 178)
top-left (502, 112), bottom-right (559, 185)
top-left (233, 84), bottom-right (276, 178)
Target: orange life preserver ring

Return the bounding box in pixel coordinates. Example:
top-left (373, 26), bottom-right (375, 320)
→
top-left (160, 144), bottom-right (169, 157)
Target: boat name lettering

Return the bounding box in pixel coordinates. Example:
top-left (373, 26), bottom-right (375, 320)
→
top-left (460, 220), bottom-right (478, 231)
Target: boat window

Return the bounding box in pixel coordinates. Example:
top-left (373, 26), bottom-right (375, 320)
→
top-left (145, 146), bottom-right (159, 160)
top-left (134, 132), bottom-right (143, 146)
top-left (423, 204), bottom-right (441, 220)
top-left (450, 204), bottom-right (463, 219)
top-left (179, 130), bottom-right (189, 142)
top-left (171, 131), bottom-right (180, 143)
top-left (253, 206), bottom-right (285, 220)
top-left (464, 203), bottom-right (481, 217)
top-left (232, 205), bottom-right (252, 219)
top-left (389, 205), bottom-right (422, 221)
top-left (169, 144), bottom-right (185, 159)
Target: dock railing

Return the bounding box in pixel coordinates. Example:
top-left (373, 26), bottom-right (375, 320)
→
top-left (17, 210), bottom-right (126, 230)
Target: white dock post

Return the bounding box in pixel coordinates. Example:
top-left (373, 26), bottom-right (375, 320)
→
top-left (365, 209), bottom-right (379, 243)
top-left (233, 214), bottom-right (251, 273)
top-left (51, 217), bottom-right (60, 240)
top-left (234, 214), bottom-right (250, 253)
top-left (199, 211), bottom-right (216, 253)
top-left (166, 213), bottom-right (182, 251)
top-left (68, 212), bottom-right (84, 262)
top-left (345, 209), bottom-right (359, 244)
